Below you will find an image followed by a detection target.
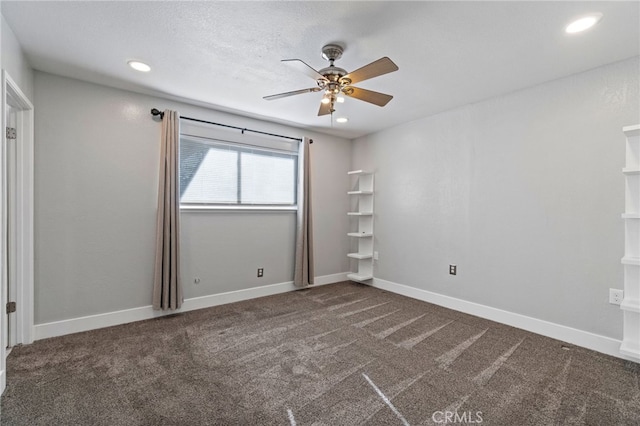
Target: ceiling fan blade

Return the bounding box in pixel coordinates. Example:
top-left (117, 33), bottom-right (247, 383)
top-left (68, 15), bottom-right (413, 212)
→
top-left (318, 101), bottom-right (332, 116)
top-left (263, 87), bottom-right (321, 101)
top-left (342, 86), bottom-right (393, 107)
top-left (282, 59), bottom-right (326, 81)
top-left (342, 57), bottom-right (398, 84)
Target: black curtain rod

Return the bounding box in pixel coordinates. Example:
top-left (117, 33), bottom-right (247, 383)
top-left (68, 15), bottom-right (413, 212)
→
top-left (150, 108), bottom-right (309, 143)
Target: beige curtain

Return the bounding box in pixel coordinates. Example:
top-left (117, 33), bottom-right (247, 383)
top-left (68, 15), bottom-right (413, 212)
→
top-left (294, 137), bottom-right (314, 287)
top-left (153, 110), bottom-right (183, 310)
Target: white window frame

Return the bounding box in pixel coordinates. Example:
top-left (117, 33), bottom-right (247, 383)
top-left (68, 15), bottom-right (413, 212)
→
top-left (179, 122), bottom-right (299, 213)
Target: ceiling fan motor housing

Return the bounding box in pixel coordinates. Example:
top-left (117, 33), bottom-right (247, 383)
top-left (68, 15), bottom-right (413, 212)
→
top-left (319, 44), bottom-right (351, 89)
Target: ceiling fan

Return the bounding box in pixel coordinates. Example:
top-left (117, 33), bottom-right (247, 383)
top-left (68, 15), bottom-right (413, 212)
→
top-left (263, 44), bottom-right (399, 116)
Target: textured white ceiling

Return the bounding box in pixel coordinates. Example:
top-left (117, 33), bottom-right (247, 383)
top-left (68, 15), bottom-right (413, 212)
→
top-left (2, 1), bottom-right (639, 139)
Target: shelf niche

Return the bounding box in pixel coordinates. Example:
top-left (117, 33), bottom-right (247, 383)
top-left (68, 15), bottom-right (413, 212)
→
top-left (347, 170), bottom-right (374, 283)
top-left (621, 124), bottom-right (640, 361)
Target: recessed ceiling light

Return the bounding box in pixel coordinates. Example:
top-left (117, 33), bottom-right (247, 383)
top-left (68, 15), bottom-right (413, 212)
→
top-left (336, 96), bottom-right (345, 103)
top-left (128, 60), bottom-right (151, 72)
top-left (336, 117), bottom-right (348, 123)
top-left (565, 13), bottom-right (602, 34)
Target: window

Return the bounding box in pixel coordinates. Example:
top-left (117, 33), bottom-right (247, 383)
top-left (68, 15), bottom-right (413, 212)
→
top-left (179, 135), bottom-right (298, 208)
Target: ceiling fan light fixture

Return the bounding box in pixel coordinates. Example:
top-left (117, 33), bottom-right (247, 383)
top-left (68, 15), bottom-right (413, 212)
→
top-left (321, 97), bottom-right (331, 105)
top-left (565, 13), bottom-right (602, 34)
top-left (336, 96), bottom-right (345, 103)
top-left (127, 60), bottom-right (151, 72)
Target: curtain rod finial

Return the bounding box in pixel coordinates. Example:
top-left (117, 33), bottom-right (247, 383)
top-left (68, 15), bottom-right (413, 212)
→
top-left (151, 108), bottom-right (164, 119)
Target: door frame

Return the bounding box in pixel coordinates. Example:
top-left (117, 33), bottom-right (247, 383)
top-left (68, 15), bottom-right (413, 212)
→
top-left (1, 70), bottom-right (34, 394)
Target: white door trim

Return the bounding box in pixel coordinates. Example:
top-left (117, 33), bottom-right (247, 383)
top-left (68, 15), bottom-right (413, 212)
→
top-left (1, 70), bottom-right (34, 395)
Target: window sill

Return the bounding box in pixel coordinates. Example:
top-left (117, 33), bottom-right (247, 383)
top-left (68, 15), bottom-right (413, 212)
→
top-left (180, 205), bottom-right (297, 213)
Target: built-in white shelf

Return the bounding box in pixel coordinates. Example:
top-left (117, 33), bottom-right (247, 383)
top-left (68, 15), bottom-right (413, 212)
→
top-left (347, 273), bottom-right (374, 282)
top-left (348, 170), bottom-right (374, 283)
top-left (348, 232), bottom-right (373, 238)
top-left (621, 298), bottom-right (640, 314)
top-left (621, 341), bottom-right (640, 360)
top-left (347, 253), bottom-right (373, 260)
top-left (623, 124), bottom-right (640, 133)
top-left (621, 124), bottom-right (640, 361)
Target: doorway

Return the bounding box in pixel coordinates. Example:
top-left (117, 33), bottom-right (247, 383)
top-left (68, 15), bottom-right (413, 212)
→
top-left (5, 103), bottom-right (17, 350)
top-left (1, 71), bottom-right (34, 395)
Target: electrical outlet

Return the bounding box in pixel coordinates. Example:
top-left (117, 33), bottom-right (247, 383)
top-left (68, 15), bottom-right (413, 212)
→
top-left (373, 251), bottom-right (379, 261)
top-left (609, 288), bottom-right (623, 305)
top-left (257, 268), bottom-right (264, 278)
top-left (449, 265), bottom-right (457, 275)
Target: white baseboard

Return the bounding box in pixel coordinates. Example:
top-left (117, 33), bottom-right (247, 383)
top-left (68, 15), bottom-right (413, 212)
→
top-left (34, 272), bottom-right (631, 362)
top-left (370, 277), bottom-right (636, 362)
top-left (1, 369), bottom-right (5, 396)
top-left (33, 272), bottom-right (350, 341)
top-left (313, 272), bottom-right (350, 286)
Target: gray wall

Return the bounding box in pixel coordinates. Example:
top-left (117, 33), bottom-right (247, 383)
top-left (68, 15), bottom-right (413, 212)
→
top-left (34, 72), bottom-right (351, 324)
top-left (1, 14), bottom-right (33, 102)
top-left (352, 57), bottom-right (640, 340)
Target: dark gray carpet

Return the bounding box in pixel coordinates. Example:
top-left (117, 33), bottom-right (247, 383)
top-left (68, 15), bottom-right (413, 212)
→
top-left (2, 281), bottom-right (639, 425)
